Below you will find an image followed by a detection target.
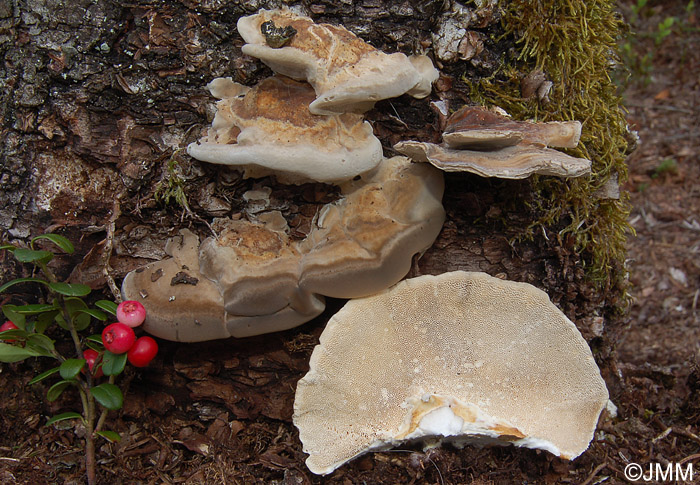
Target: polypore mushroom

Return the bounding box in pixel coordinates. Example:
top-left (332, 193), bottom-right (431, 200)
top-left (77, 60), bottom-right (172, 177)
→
top-left (299, 156), bottom-right (445, 298)
top-left (121, 226), bottom-right (327, 341)
top-left (394, 141), bottom-right (591, 179)
top-left (122, 157), bottom-right (445, 340)
top-left (442, 105), bottom-right (582, 149)
top-left (120, 229), bottom-right (229, 342)
top-left (294, 271), bottom-right (609, 475)
top-left (187, 75), bottom-right (383, 184)
top-left (394, 106), bottom-right (591, 179)
top-left (237, 9), bottom-right (438, 115)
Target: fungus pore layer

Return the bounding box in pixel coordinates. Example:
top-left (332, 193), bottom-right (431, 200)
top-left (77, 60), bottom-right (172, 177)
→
top-left (294, 271), bottom-right (609, 474)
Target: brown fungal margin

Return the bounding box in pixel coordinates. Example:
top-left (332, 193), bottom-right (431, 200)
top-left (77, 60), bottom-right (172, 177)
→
top-left (395, 106), bottom-right (591, 179)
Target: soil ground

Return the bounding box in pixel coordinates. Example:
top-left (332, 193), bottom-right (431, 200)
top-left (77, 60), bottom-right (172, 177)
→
top-left (1, 1), bottom-right (699, 483)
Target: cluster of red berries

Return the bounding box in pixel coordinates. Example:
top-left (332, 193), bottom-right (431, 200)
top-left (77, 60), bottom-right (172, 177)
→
top-left (1, 300), bottom-right (158, 374)
top-left (102, 301), bottom-right (158, 368)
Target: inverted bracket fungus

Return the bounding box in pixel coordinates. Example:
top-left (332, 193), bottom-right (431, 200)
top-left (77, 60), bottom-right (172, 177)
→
top-left (187, 75), bottom-right (383, 184)
top-left (395, 105), bottom-right (592, 179)
top-left (121, 157), bottom-right (445, 340)
top-left (237, 9), bottom-right (438, 115)
top-left (293, 271), bottom-right (609, 475)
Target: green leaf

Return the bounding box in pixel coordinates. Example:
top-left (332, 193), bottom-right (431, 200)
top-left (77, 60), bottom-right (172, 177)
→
top-left (28, 366), bottom-right (61, 385)
top-left (46, 412), bottom-right (84, 426)
top-left (101, 351), bottom-right (127, 376)
top-left (64, 298), bottom-right (90, 331)
top-left (72, 314), bottom-right (91, 332)
top-left (31, 234), bottom-right (74, 254)
top-left (64, 297), bottom-right (87, 314)
top-left (48, 282), bottom-right (91, 297)
top-left (0, 342), bottom-right (46, 362)
top-left (95, 300), bottom-right (118, 316)
top-left (59, 359), bottom-right (85, 380)
top-left (86, 334), bottom-right (103, 344)
top-left (74, 308), bottom-right (107, 322)
top-left (13, 248), bottom-right (53, 264)
top-left (26, 333), bottom-right (55, 355)
top-left (85, 335), bottom-right (104, 352)
top-left (13, 303), bottom-right (58, 314)
top-left (46, 380), bottom-right (73, 401)
top-left (55, 313), bottom-right (69, 331)
top-left (0, 329), bottom-right (28, 341)
top-left (91, 383), bottom-right (123, 410)
top-left (34, 310), bottom-right (59, 334)
top-left (0, 277), bottom-right (49, 294)
top-left (96, 430), bottom-right (121, 442)
top-left (1, 305), bottom-right (25, 327)
top-left (3, 303), bottom-right (57, 331)
top-left (0, 244), bottom-right (15, 251)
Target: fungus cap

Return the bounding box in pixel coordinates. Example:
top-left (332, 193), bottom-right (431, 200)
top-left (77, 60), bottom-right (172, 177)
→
top-left (120, 228), bottom-right (326, 341)
top-left (121, 230), bottom-right (229, 342)
top-left (394, 140), bottom-right (591, 179)
top-left (293, 271), bottom-right (609, 475)
top-left (187, 75), bottom-right (382, 184)
top-left (121, 157), bottom-right (445, 341)
top-left (394, 106), bottom-right (591, 179)
top-left (237, 9), bottom-right (437, 115)
top-left (199, 218), bottom-right (304, 317)
top-left (300, 156), bottom-right (445, 298)
top-left (443, 105), bottom-right (582, 149)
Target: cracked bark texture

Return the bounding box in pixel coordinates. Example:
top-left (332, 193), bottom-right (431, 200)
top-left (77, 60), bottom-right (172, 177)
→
top-left (0, 0), bottom-right (621, 474)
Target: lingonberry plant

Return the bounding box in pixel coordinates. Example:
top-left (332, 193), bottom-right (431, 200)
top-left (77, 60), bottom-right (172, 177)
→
top-left (0, 234), bottom-right (157, 485)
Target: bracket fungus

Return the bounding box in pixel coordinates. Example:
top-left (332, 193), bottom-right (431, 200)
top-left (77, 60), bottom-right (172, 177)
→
top-left (293, 271), bottom-right (609, 475)
top-left (187, 75), bottom-right (382, 184)
top-left (394, 106), bottom-right (592, 179)
top-left (237, 9), bottom-right (438, 115)
top-left (122, 157), bottom-right (445, 340)
top-left (120, 229), bottom-right (229, 342)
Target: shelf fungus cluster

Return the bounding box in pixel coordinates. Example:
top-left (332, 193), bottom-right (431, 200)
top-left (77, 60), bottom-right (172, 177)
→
top-left (237, 8), bottom-right (439, 115)
top-left (395, 105), bottom-right (592, 179)
top-left (120, 8), bottom-right (609, 475)
top-left (186, 75), bottom-right (382, 184)
top-left (122, 9), bottom-right (444, 340)
top-left (187, 8), bottom-right (438, 184)
top-left (293, 272), bottom-right (609, 475)
top-left (122, 157), bottom-right (444, 340)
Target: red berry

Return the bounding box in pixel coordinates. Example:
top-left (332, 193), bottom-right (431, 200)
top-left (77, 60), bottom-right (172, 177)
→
top-left (102, 323), bottom-right (136, 354)
top-left (116, 300), bottom-right (147, 328)
top-left (83, 349), bottom-right (104, 378)
top-left (0, 321), bottom-right (18, 332)
top-left (127, 336), bottom-right (158, 368)
top-left (0, 321), bottom-right (19, 342)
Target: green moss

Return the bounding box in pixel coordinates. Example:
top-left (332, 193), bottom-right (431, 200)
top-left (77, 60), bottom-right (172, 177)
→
top-left (154, 148), bottom-right (191, 212)
top-left (467, 0), bottom-right (632, 301)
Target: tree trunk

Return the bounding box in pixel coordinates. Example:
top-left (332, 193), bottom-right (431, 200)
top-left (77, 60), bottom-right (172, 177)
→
top-left (0, 0), bottom-right (628, 482)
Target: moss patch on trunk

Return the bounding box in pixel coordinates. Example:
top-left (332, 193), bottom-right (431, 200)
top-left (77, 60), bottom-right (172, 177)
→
top-left (467, 0), bottom-right (632, 306)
